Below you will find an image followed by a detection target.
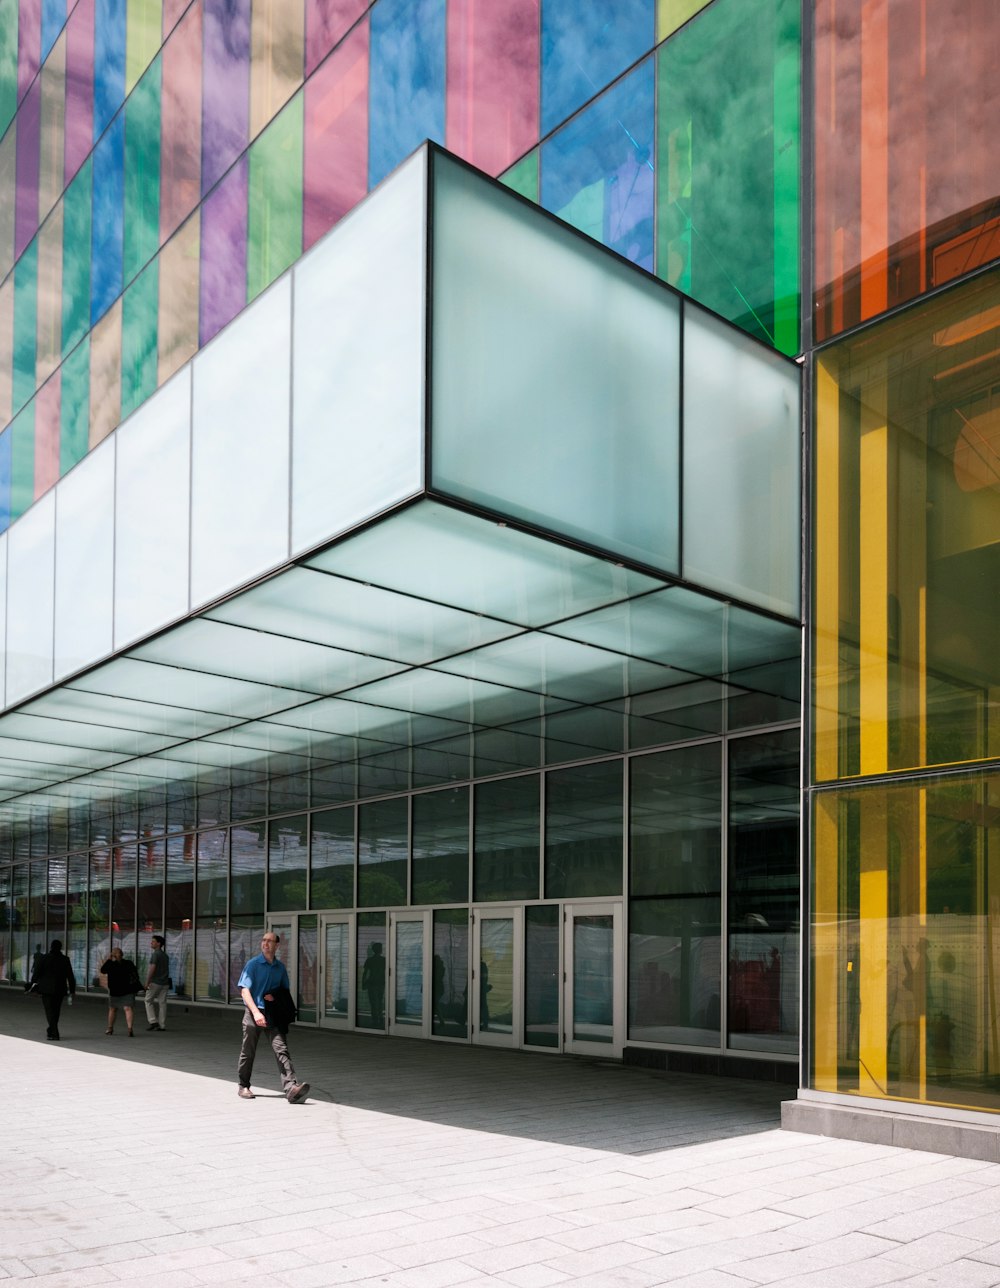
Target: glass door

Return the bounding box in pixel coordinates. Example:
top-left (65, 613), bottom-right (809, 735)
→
top-left (471, 907), bottom-right (521, 1047)
top-left (319, 914), bottom-right (352, 1027)
top-left (389, 911), bottom-right (430, 1037)
top-left (266, 917), bottom-right (295, 999)
top-left (563, 902), bottom-right (623, 1057)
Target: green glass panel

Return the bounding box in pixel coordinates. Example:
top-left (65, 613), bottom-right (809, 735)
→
top-left (60, 337), bottom-right (90, 474)
top-left (0, 1), bottom-right (16, 136)
top-left (247, 92), bottom-right (303, 303)
top-left (120, 259), bottom-right (158, 418)
top-left (500, 149), bottom-right (538, 203)
top-left (62, 158), bottom-right (93, 358)
top-left (124, 53), bottom-right (162, 284)
top-left (12, 239), bottom-right (38, 414)
top-left (655, 0), bottom-right (800, 355)
top-left (10, 399), bottom-right (34, 521)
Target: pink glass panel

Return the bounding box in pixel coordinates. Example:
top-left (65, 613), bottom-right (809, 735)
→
top-left (202, 0), bottom-right (250, 194)
top-left (14, 77), bottom-right (40, 259)
top-left (163, 0), bottom-right (189, 39)
top-left (17, 0), bottom-right (42, 102)
top-left (33, 370), bottom-right (60, 498)
top-left (160, 1), bottom-right (203, 243)
top-left (305, 0), bottom-right (368, 77)
top-left (303, 18), bottom-right (367, 250)
top-left (64, 0), bottom-right (95, 186)
top-left (199, 154), bottom-right (247, 345)
top-left (446, 0), bottom-right (539, 177)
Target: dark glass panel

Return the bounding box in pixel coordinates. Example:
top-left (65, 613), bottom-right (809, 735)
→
top-left (630, 742), bottom-right (721, 897)
top-left (87, 846), bottom-right (111, 988)
top-left (111, 841), bottom-right (137, 946)
top-left (66, 852), bottom-right (88, 983)
top-left (412, 786), bottom-right (468, 905)
top-left (473, 775), bottom-right (540, 902)
top-left (545, 760), bottom-right (623, 899)
top-left (432, 906), bottom-right (468, 1038)
top-left (358, 796), bottom-right (407, 908)
top-left (267, 813), bottom-right (308, 911)
top-left (297, 913), bottom-right (318, 1021)
top-left (628, 895), bottom-right (721, 1045)
top-left (524, 902), bottom-right (559, 1047)
top-left (356, 909), bottom-right (386, 1029)
top-left (164, 831), bottom-right (194, 996)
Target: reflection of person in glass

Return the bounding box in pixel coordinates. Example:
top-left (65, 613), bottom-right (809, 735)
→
top-left (362, 942), bottom-right (385, 1025)
top-left (479, 959), bottom-right (492, 1031)
top-left (432, 953), bottom-right (445, 1025)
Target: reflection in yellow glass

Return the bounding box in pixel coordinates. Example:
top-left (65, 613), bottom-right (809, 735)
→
top-left (657, 0), bottom-right (711, 43)
top-left (250, 0), bottom-right (304, 140)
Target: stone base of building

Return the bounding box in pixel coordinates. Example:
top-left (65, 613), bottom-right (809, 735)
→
top-left (623, 1045), bottom-right (799, 1085)
top-left (782, 1096), bottom-right (1000, 1161)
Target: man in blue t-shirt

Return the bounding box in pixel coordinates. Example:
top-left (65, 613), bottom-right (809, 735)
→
top-left (237, 931), bottom-right (309, 1103)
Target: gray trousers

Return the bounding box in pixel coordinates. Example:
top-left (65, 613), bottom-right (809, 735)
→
top-left (144, 982), bottom-right (169, 1027)
top-left (238, 1016), bottom-right (296, 1092)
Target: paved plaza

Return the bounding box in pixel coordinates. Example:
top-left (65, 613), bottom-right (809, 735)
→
top-left (5, 989), bottom-right (1000, 1287)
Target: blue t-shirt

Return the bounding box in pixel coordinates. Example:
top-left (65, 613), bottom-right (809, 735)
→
top-left (238, 953), bottom-right (290, 1010)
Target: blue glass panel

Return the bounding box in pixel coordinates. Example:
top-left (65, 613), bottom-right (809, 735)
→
top-left (91, 112), bottom-right (124, 323)
top-left (94, 0), bottom-right (126, 140)
top-left (540, 58), bottom-right (655, 271)
top-left (41, 0), bottom-right (64, 61)
top-left (0, 425), bottom-right (11, 533)
top-left (368, 0), bottom-right (445, 188)
top-left (540, 0), bottom-right (654, 136)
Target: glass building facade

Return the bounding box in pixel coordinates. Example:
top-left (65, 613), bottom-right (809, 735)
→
top-left (0, 0), bottom-right (997, 1145)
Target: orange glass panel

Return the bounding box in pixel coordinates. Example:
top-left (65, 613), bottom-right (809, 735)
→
top-left (160, 1), bottom-right (202, 243)
top-left (158, 211), bottom-right (200, 384)
top-left (250, 0), bottom-right (304, 140)
top-left (34, 370), bottom-right (60, 498)
top-left (35, 203), bottom-right (63, 385)
top-left (89, 297), bottom-right (122, 447)
top-left (815, 0), bottom-right (1000, 341)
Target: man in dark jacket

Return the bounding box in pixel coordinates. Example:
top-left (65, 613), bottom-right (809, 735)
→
top-left (30, 940), bottom-right (76, 1040)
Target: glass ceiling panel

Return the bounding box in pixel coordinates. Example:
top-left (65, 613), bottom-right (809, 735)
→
top-left (726, 605), bottom-right (801, 672)
top-left (0, 713), bottom-right (178, 756)
top-left (347, 667), bottom-right (575, 727)
top-left (207, 564), bottom-right (519, 664)
top-left (23, 689), bottom-right (242, 739)
top-left (264, 696), bottom-right (470, 745)
top-left (203, 720), bottom-right (386, 758)
top-left (307, 501), bottom-right (660, 626)
top-left (0, 737), bottom-right (125, 771)
top-left (132, 617), bottom-right (410, 693)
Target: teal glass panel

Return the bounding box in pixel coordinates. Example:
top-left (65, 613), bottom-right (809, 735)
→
top-left (59, 337), bottom-right (89, 475)
top-left (412, 785), bottom-right (468, 905)
top-left (9, 399), bottom-right (34, 521)
top-left (473, 774), bottom-right (540, 902)
top-left (13, 238), bottom-right (38, 414)
top-left (0, 428), bottom-right (11, 530)
top-left (123, 52), bottom-right (161, 284)
top-left (682, 307), bottom-right (800, 616)
top-left (61, 156), bottom-right (92, 358)
top-left (0, 2), bottom-right (16, 136)
top-left (656, 0), bottom-right (800, 354)
top-left (541, 0), bottom-right (653, 135)
top-left (544, 760), bottom-right (623, 898)
top-left (431, 156), bottom-right (681, 574)
top-left (120, 258), bottom-right (158, 418)
top-left (541, 58), bottom-right (654, 271)
top-left (309, 806), bottom-right (354, 909)
top-left (91, 111), bottom-right (124, 323)
top-left (267, 813), bottom-right (307, 911)
top-left (247, 92), bottom-right (303, 302)
top-left (500, 148), bottom-right (538, 203)
top-left (358, 795), bottom-right (407, 907)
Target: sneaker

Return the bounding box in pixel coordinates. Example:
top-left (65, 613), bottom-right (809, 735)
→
top-left (146, 1023), bottom-right (161, 1031)
top-left (286, 1082), bottom-right (310, 1104)
top-left (237, 1086), bottom-right (255, 1099)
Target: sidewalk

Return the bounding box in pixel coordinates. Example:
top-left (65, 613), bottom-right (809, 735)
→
top-left (5, 989), bottom-right (1000, 1288)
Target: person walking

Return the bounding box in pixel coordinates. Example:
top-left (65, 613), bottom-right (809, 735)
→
top-left (237, 931), bottom-right (309, 1103)
top-left (100, 945), bottom-right (140, 1036)
top-left (29, 940), bottom-right (76, 1041)
top-left (144, 934), bottom-right (170, 1031)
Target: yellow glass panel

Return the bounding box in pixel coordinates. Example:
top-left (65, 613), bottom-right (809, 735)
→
top-left (811, 793), bottom-right (840, 1091)
top-left (158, 212), bottom-right (199, 384)
top-left (89, 298), bottom-right (123, 447)
top-left (36, 204), bottom-right (63, 384)
top-left (250, 0), bottom-right (304, 140)
top-left (39, 32), bottom-right (66, 223)
top-left (127, 0), bottom-right (163, 93)
top-left (657, 0), bottom-right (711, 43)
top-left (813, 359), bottom-right (840, 783)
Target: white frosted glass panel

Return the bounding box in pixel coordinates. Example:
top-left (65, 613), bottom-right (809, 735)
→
top-left (115, 368), bottom-right (192, 647)
top-left (0, 532), bottom-right (6, 710)
top-left (431, 157), bottom-right (680, 572)
top-left (7, 492), bottom-right (56, 704)
top-left (291, 151), bottom-right (425, 554)
top-left (683, 308), bottom-right (801, 617)
top-left (55, 437), bottom-right (115, 678)
top-left (191, 277), bottom-right (291, 608)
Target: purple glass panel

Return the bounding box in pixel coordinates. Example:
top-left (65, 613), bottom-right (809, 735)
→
top-left (199, 155), bottom-right (247, 345)
top-left (202, 0), bottom-right (251, 195)
top-left (14, 78), bottom-right (40, 259)
top-left (64, 0), bottom-right (95, 185)
top-left (17, 0), bottom-right (42, 102)
top-left (305, 0), bottom-right (368, 77)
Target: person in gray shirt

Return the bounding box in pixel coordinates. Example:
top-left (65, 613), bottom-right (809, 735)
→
top-left (144, 934), bottom-right (170, 1031)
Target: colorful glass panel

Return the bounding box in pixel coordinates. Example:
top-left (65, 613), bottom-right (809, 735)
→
top-left (13, 71), bottom-right (38, 259)
top-left (199, 152), bottom-right (246, 344)
top-left (41, 0), bottom-right (65, 61)
top-left (247, 92), bottom-right (302, 302)
top-left (34, 199), bottom-right (60, 382)
top-left (159, 1), bottom-right (201, 242)
top-left (201, 0), bottom-right (250, 194)
top-left (445, 0), bottom-right (538, 178)
top-left (302, 17), bottom-right (366, 250)
top-left (61, 152), bottom-right (91, 356)
top-left (93, 0), bottom-right (125, 141)
top-left (59, 333), bottom-right (88, 472)
top-left (125, 0), bottom-right (160, 93)
top-left (656, 0), bottom-right (710, 42)
top-left (12, 234), bottom-right (36, 413)
top-left (500, 149), bottom-right (537, 203)
top-left (0, 120), bottom-right (14, 280)
top-left (9, 396), bottom-right (34, 519)
top-left (120, 257), bottom-right (157, 418)
top-left (123, 51), bottom-right (160, 283)
top-left (90, 109), bottom-right (123, 323)
top-left (0, 2), bottom-right (17, 135)
top-left (37, 26), bottom-right (64, 220)
top-left (157, 207), bottom-right (198, 382)
top-left (33, 366), bottom-right (58, 496)
top-left (249, 0), bottom-right (303, 141)
top-left (0, 275), bottom-right (12, 425)
top-left (305, 0), bottom-right (367, 77)
top-left (17, 0), bottom-right (40, 102)
top-left (88, 294), bottom-right (120, 445)
top-left (63, 0), bottom-right (94, 184)
top-left (368, 0), bottom-right (445, 189)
